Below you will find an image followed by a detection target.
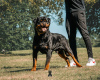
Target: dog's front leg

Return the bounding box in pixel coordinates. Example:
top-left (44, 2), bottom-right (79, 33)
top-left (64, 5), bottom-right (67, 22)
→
top-left (45, 50), bottom-right (52, 70)
top-left (31, 49), bottom-right (38, 71)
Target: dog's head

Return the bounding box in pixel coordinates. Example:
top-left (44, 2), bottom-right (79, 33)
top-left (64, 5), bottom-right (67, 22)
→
top-left (33, 17), bottom-right (51, 35)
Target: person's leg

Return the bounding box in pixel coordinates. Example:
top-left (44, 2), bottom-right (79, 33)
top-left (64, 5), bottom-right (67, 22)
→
top-left (75, 11), bottom-right (96, 66)
top-left (65, 13), bottom-right (77, 67)
top-left (76, 11), bottom-right (93, 58)
top-left (66, 12), bottom-right (79, 62)
top-left (68, 24), bottom-right (78, 61)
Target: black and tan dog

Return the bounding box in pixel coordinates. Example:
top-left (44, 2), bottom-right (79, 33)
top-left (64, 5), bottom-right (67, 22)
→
top-left (31, 17), bottom-right (82, 71)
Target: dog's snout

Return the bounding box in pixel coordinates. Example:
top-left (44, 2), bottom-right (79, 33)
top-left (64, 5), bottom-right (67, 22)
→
top-left (43, 22), bottom-right (46, 26)
top-left (40, 22), bottom-right (47, 27)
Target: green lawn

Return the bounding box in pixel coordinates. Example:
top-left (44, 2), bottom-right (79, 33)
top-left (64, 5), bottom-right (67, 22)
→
top-left (0, 47), bottom-right (100, 80)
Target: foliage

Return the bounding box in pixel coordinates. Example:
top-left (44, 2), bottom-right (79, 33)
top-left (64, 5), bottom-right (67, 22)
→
top-left (0, 0), bottom-right (64, 51)
top-left (90, 34), bottom-right (100, 47)
top-left (85, 0), bottom-right (100, 35)
top-left (0, 0), bottom-right (100, 51)
top-left (76, 37), bottom-right (85, 48)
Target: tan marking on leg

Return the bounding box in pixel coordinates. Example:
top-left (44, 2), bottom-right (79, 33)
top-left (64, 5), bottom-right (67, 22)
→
top-left (66, 59), bottom-right (70, 67)
top-left (58, 53), bottom-right (70, 67)
top-left (31, 59), bottom-right (37, 71)
top-left (45, 61), bottom-right (50, 70)
top-left (58, 53), bottom-right (65, 59)
top-left (68, 53), bottom-right (82, 67)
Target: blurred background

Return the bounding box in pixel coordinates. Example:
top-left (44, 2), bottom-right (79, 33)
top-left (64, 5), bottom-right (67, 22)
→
top-left (0, 0), bottom-right (100, 51)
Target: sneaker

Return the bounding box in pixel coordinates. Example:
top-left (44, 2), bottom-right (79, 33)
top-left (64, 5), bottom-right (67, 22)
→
top-left (86, 58), bottom-right (96, 66)
top-left (65, 60), bottom-right (76, 67)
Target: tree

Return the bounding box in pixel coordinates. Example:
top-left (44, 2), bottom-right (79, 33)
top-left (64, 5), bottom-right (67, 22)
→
top-left (76, 37), bottom-right (85, 48)
top-left (91, 34), bottom-right (100, 47)
top-left (0, 0), bottom-right (64, 51)
top-left (85, 0), bottom-right (100, 35)
top-left (0, 0), bottom-right (100, 51)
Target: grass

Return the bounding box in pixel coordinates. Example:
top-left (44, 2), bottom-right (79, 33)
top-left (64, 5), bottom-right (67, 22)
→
top-left (0, 47), bottom-right (100, 80)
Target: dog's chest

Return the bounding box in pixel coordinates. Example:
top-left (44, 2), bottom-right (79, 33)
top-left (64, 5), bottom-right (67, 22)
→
top-left (39, 38), bottom-right (48, 46)
top-left (37, 36), bottom-right (49, 49)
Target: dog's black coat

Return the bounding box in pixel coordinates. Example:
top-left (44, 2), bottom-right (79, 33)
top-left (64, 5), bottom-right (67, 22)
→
top-left (33, 17), bottom-right (72, 54)
top-left (33, 30), bottom-right (72, 54)
top-left (31, 17), bottom-right (81, 71)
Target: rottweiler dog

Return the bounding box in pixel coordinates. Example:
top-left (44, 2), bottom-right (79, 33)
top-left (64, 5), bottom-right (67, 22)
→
top-left (31, 17), bottom-right (82, 71)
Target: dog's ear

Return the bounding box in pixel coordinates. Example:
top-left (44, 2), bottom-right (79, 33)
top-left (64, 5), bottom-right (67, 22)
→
top-left (48, 18), bottom-right (51, 23)
top-left (33, 18), bottom-right (37, 23)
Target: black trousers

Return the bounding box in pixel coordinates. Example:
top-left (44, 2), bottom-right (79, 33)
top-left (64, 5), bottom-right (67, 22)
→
top-left (66, 10), bottom-right (93, 61)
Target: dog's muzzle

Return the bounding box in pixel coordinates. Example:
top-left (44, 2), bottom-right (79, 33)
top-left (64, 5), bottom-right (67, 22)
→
top-left (36, 22), bottom-right (50, 35)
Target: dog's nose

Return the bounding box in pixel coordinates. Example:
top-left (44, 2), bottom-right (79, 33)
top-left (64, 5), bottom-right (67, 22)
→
top-left (42, 22), bottom-right (46, 27)
top-left (43, 22), bottom-right (46, 25)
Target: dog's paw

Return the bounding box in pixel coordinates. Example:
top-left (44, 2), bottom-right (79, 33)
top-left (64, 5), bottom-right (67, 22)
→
top-left (44, 68), bottom-right (49, 70)
top-left (44, 66), bottom-right (49, 70)
top-left (31, 67), bottom-right (36, 71)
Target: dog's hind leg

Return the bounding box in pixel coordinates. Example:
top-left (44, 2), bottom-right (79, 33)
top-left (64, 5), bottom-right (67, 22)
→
top-left (58, 50), bottom-right (70, 67)
top-left (68, 53), bottom-right (82, 67)
top-left (64, 45), bottom-right (82, 67)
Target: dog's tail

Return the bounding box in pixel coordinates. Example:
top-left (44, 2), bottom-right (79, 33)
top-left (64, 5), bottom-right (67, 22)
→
top-left (68, 53), bottom-right (82, 67)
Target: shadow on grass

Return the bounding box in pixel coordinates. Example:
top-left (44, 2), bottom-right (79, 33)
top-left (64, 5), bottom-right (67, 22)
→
top-left (2, 66), bottom-right (32, 72)
top-left (0, 52), bottom-right (44, 57)
top-left (0, 53), bottom-right (31, 57)
top-left (8, 68), bottom-right (44, 73)
top-left (11, 53), bottom-right (32, 56)
top-left (3, 65), bottom-right (63, 73)
top-left (9, 69), bottom-right (32, 72)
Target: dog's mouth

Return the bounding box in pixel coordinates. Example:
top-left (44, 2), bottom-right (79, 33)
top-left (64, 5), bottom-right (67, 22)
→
top-left (41, 27), bottom-right (48, 32)
top-left (37, 27), bottom-right (48, 33)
